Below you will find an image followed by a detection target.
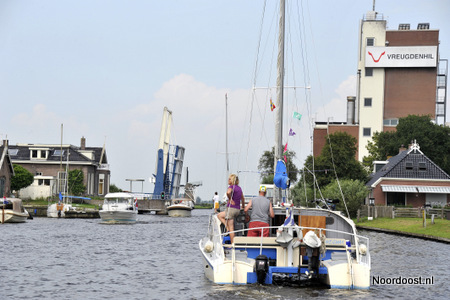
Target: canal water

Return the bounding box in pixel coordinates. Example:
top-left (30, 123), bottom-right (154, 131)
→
top-left (1, 209), bottom-right (448, 299)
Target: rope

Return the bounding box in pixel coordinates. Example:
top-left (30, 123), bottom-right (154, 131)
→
top-left (326, 121), bottom-right (350, 218)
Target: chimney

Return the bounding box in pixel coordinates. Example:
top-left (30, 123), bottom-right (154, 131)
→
top-left (81, 136), bottom-right (86, 150)
top-left (346, 96), bottom-right (356, 124)
top-left (399, 144), bottom-right (406, 153)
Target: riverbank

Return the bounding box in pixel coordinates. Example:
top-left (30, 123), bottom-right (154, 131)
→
top-left (355, 217), bottom-right (450, 244)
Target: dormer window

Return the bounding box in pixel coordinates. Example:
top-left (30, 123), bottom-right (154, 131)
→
top-left (30, 149), bottom-right (48, 160)
top-left (418, 162), bottom-right (427, 170)
top-left (405, 161), bottom-right (413, 170)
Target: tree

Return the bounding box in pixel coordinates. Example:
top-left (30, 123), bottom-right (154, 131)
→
top-left (68, 169), bottom-right (85, 196)
top-left (291, 179), bottom-right (315, 207)
top-left (322, 179), bottom-right (369, 218)
top-left (11, 164), bottom-right (34, 191)
top-left (363, 115), bottom-right (450, 174)
top-left (258, 146), bottom-right (299, 184)
top-left (302, 132), bottom-right (369, 188)
top-left (109, 184), bottom-right (122, 193)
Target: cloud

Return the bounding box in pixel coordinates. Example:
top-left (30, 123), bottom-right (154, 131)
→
top-left (314, 75), bottom-right (356, 122)
top-left (9, 104), bottom-right (90, 144)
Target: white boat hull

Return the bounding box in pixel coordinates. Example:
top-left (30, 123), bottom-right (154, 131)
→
top-left (99, 210), bottom-right (137, 224)
top-left (47, 203), bottom-right (74, 218)
top-left (167, 205), bottom-right (192, 217)
top-left (199, 211), bottom-right (371, 289)
top-left (167, 198), bottom-right (194, 217)
top-left (1, 198), bottom-right (29, 223)
top-left (100, 192), bottom-right (138, 224)
top-left (0, 210), bottom-right (29, 223)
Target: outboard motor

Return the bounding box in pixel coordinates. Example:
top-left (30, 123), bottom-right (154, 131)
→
top-left (304, 231), bottom-right (322, 279)
top-left (254, 255), bottom-right (269, 284)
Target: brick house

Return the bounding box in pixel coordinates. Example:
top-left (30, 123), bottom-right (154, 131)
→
top-left (8, 137), bottom-right (110, 199)
top-left (0, 140), bottom-right (14, 197)
top-left (366, 141), bottom-right (450, 207)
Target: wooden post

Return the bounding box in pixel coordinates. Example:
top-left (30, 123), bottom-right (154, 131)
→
top-left (375, 207), bottom-right (378, 219)
top-left (423, 209), bottom-right (426, 228)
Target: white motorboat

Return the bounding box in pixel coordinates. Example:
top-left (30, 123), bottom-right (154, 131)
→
top-left (0, 198), bottom-right (30, 223)
top-left (99, 192), bottom-right (138, 224)
top-left (167, 198), bottom-right (194, 217)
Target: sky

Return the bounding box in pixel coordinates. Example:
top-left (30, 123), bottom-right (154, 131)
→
top-left (1, 0), bottom-right (449, 201)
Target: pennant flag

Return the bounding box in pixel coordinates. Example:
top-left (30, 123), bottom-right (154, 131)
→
top-left (283, 143), bottom-right (288, 162)
top-left (283, 207), bottom-right (295, 226)
top-left (289, 128), bottom-right (296, 136)
top-left (293, 112), bottom-right (302, 120)
top-left (270, 99), bottom-right (276, 111)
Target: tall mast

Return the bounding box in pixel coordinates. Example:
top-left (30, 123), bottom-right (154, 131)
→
top-left (225, 94), bottom-right (229, 174)
top-left (274, 0), bottom-right (286, 203)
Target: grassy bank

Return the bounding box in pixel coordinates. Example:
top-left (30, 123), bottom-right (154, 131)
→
top-left (356, 217), bottom-right (450, 240)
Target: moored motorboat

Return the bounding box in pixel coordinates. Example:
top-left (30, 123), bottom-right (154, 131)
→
top-left (0, 198), bottom-right (30, 223)
top-left (99, 192), bottom-right (138, 224)
top-left (167, 198), bottom-right (194, 217)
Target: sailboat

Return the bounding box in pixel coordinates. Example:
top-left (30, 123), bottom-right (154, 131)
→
top-left (199, 0), bottom-right (371, 289)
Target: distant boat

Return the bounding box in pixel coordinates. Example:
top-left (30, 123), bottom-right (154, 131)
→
top-left (1, 198), bottom-right (30, 223)
top-left (167, 198), bottom-right (194, 217)
top-left (99, 192), bottom-right (138, 224)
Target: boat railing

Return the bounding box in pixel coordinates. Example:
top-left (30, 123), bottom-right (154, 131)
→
top-left (209, 217), bottom-right (370, 266)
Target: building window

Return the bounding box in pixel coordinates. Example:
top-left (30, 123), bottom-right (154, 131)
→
top-left (383, 119), bottom-right (399, 126)
top-left (418, 162), bottom-right (427, 170)
top-left (38, 179), bottom-right (51, 186)
top-left (363, 128), bottom-right (371, 137)
top-left (405, 161), bottom-right (413, 170)
top-left (8, 149), bottom-right (18, 156)
top-left (53, 149), bottom-right (65, 156)
top-left (30, 149), bottom-right (48, 159)
top-left (364, 98), bottom-right (372, 107)
top-left (98, 174), bottom-right (105, 195)
top-left (365, 68), bottom-right (373, 77)
top-left (366, 38), bottom-right (374, 46)
top-left (0, 177), bottom-right (5, 197)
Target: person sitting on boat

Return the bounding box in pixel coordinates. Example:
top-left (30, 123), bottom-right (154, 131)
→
top-left (244, 185), bottom-right (274, 237)
top-left (217, 174), bottom-right (245, 244)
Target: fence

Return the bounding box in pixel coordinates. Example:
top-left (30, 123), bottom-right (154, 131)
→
top-left (357, 205), bottom-right (450, 221)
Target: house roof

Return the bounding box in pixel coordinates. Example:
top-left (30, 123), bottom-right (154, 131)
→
top-left (7, 143), bottom-right (107, 165)
top-left (0, 142), bottom-right (14, 175)
top-left (367, 141), bottom-right (450, 187)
